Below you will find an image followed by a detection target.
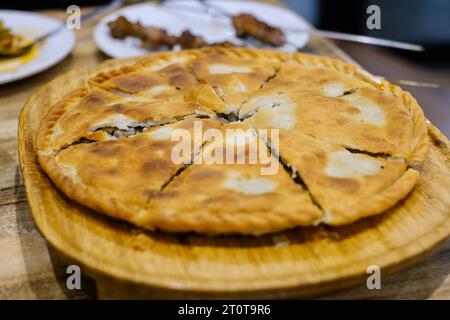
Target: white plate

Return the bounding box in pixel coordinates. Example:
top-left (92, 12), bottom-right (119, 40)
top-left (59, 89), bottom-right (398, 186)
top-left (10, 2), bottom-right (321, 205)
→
top-left (0, 10), bottom-right (75, 85)
top-left (94, 0), bottom-right (310, 58)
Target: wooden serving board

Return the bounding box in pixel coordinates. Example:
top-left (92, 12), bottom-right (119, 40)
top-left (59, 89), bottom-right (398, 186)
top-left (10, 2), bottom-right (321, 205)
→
top-left (18, 66), bottom-right (450, 299)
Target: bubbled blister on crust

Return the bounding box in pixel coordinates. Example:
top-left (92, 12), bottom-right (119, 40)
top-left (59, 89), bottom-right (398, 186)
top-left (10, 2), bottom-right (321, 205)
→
top-left (36, 47), bottom-right (428, 234)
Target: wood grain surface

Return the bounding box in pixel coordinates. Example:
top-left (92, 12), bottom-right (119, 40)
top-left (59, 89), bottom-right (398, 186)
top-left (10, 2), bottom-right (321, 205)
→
top-left (1, 5), bottom-right (450, 299)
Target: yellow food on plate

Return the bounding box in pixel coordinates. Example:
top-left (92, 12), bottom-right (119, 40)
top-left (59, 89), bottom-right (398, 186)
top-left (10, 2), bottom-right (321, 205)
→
top-left (0, 20), bottom-right (37, 73)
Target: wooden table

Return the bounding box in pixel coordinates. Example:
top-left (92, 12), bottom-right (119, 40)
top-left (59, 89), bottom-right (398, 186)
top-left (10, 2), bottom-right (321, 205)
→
top-left (0, 6), bottom-right (449, 300)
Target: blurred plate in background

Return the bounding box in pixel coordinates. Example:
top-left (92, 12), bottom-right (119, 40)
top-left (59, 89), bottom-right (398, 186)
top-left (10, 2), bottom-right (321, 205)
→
top-left (0, 10), bottom-right (75, 85)
top-left (94, 0), bottom-right (310, 58)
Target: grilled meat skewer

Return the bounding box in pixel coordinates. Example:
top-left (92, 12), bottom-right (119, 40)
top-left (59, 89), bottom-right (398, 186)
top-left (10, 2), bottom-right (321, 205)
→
top-left (231, 13), bottom-right (285, 47)
top-left (108, 16), bottom-right (177, 49)
top-left (108, 16), bottom-right (236, 49)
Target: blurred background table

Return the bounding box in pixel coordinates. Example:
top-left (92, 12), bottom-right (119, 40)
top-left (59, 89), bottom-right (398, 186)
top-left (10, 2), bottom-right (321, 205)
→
top-left (0, 2), bottom-right (449, 299)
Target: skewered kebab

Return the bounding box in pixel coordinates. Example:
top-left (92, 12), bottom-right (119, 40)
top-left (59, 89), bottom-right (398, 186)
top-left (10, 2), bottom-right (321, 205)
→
top-left (231, 13), bottom-right (285, 47)
top-left (107, 12), bottom-right (287, 49)
top-left (108, 16), bottom-right (236, 49)
top-left (188, 1), bottom-right (286, 46)
top-left (164, 1), bottom-right (287, 47)
top-left (108, 16), bottom-right (177, 49)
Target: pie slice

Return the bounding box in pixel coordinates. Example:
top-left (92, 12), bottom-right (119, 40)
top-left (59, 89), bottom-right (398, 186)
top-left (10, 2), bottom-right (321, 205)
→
top-left (189, 47), bottom-right (286, 115)
top-left (238, 60), bottom-right (373, 118)
top-left (36, 88), bottom-right (215, 153)
top-left (89, 50), bottom-right (202, 102)
top-left (144, 123), bottom-right (322, 234)
top-left (243, 86), bottom-right (418, 161)
top-left (37, 118), bottom-right (221, 224)
top-left (258, 129), bottom-right (419, 225)
top-left (90, 63), bottom-right (198, 102)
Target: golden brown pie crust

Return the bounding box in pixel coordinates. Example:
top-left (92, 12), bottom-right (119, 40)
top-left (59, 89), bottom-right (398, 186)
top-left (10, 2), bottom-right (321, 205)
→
top-left (36, 47), bottom-right (428, 235)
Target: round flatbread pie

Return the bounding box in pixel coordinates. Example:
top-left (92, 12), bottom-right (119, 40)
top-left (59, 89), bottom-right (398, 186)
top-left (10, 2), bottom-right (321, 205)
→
top-left (36, 47), bottom-right (428, 235)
